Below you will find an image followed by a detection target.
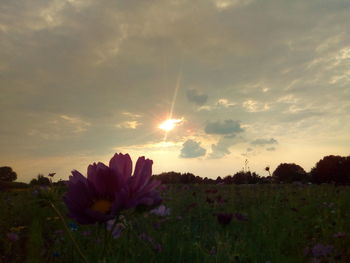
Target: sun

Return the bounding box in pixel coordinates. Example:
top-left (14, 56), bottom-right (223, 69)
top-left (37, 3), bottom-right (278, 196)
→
top-left (159, 118), bottom-right (183, 131)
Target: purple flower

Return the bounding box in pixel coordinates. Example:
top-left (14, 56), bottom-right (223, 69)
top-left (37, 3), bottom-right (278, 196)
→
top-left (7, 232), bottom-right (19, 242)
top-left (150, 205), bottom-right (171, 217)
top-left (106, 219), bottom-right (125, 239)
top-left (333, 232), bottom-right (346, 238)
top-left (64, 153), bottom-right (161, 224)
top-left (311, 244), bottom-right (333, 257)
top-left (217, 213), bottom-right (233, 226)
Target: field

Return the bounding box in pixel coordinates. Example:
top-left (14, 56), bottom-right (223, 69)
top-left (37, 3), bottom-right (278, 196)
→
top-left (1, 184), bottom-right (349, 263)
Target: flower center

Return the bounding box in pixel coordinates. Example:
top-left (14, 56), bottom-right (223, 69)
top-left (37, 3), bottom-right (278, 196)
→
top-left (91, 199), bottom-right (112, 214)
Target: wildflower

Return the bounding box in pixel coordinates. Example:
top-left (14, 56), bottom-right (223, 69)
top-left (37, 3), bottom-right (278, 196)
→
top-left (217, 213), bottom-right (233, 226)
top-left (150, 205), bottom-right (171, 217)
top-left (333, 232), bottom-right (346, 238)
top-left (6, 232), bottom-right (19, 242)
top-left (311, 244), bottom-right (333, 257)
top-left (64, 153), bottom-right (161, 224)
top-left (106, 219), bottom-right (125, 239)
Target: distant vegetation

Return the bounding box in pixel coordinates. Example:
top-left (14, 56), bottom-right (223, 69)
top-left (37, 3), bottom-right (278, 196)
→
top-left (1, 154), bottom-right (350, 191)
top-left (0, 166), bottom-right (17, 182)
top-left (154, 155), bottom-right (350, 185)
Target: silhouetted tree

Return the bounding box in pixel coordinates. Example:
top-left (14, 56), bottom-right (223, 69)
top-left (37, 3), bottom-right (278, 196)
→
top-left (223, 175), bottom-right (233, 184)
top-left (180, 173), bottom-right (196, 184)
top-left (0, 166), bottom-right (17, 182)
top-left (216, 176), bottom-right (223, 183)
top-left (311, 155), bottom-right (350, 185)
top-left (272, 163), bottom-right (307, 183)
top-left (232, 171), bottom-right (261, 184)
top-left (30, 174), bottom-right (50, 186)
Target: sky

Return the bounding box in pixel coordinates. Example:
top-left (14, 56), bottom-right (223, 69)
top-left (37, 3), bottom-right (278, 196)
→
top-left (1, 0), bottom-right (350, 182)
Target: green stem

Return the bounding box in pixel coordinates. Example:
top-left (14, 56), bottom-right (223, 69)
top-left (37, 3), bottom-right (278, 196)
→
top-left (101, 223), bottom-right (108, 259)
top-left (49, 202), bottom-right (89, 263)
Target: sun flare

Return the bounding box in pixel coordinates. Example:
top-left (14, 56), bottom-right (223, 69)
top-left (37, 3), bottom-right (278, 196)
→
top-left (159, 118), bottom-right (183, 131)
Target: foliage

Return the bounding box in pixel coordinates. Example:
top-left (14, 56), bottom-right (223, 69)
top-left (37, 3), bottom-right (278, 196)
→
top-left (272, 163), bottom-right (307, 183)
top-left (30, 174), bottom-right (51, 186)
top-left (1, 184), bottom-right (350, 262)
top-left (0, 167), bottom-right (17, 182)
top-left (311, 155), bottom-right (350, 185)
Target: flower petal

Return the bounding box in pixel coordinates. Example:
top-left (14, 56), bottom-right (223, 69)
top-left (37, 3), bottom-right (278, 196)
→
top-left (109, 153), bottom-right (132, 187)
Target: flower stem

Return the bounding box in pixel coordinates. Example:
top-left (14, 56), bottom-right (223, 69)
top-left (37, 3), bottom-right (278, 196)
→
top-left (49, 202), bottom-right (89, 263)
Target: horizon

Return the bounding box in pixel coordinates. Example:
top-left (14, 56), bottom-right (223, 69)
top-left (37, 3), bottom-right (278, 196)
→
top-left (1, 0), bottom-right (350, 183)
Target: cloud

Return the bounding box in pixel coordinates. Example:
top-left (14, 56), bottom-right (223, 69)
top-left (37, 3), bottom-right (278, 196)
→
top-left (216, 98), bottom-right (236, 108)
top-left (208, 135), bottom-right (241, 159)
top-left (186, 89), bottom-right (208, 106)
top-left (115, 121), bottom-right (140, 129)
top-left (251, 138), bottom-right (278, 146)
top-left (242, 100), bottom-right (270, 112)
top-left (1, 0), bottom-right (350, 180)
top-left (205, 120), bottom-right (244, 135)
top-left (180, 139), bottom-right (206, 158)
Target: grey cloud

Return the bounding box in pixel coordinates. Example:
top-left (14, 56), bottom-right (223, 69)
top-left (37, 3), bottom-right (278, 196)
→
top-left (1, 0), bottom-right (350, 179)
top-left (251, 138), bottom-right (278, 146)
top-left (186, 89), bottom-right (208, 105)
top-left (208, 136), bottom-right (240, 159)
top-left (205, 120), bottom-right (244, 135)
top-left (180, 139), bottom-right (206, 158)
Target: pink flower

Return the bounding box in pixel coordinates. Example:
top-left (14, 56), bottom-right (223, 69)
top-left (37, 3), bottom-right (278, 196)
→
top-left (64, 153), bottom-right (161, 224)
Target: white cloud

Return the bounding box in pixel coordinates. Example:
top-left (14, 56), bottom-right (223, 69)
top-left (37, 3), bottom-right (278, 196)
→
top-left (115, 121), bottom-right (141, 129)
top-left (242, 100), bottom-right (270, 112)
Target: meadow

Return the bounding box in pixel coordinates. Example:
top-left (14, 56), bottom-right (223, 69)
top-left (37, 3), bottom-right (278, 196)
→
top-left (1, 184), bottom-right (349, 263)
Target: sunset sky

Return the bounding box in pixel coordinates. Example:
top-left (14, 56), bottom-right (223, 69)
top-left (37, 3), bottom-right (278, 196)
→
top-left (1, 0), bottom-right (350, 182)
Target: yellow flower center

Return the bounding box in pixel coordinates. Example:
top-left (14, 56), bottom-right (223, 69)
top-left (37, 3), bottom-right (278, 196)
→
top-left (91, 199), bottom-right (112, 214)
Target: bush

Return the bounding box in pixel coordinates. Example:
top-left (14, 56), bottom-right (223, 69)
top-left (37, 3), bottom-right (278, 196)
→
top-left (272, 163), bottom-right (307, 183)
top-left (30, 174), bottom-right (51, 186)
top-left (0, 166), bottom-right (17, 182)
top-left (311, 155), bottom-right (350, 185)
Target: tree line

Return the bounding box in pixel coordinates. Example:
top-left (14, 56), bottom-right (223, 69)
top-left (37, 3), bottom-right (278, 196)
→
top-left (1, 155), bottom-right (350, 186)
top-left (153, 155), bottom-right (350, 185)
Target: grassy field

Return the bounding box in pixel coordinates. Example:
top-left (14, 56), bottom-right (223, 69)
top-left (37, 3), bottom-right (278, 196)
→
top-left (1, 184), bottom-right (349, 263)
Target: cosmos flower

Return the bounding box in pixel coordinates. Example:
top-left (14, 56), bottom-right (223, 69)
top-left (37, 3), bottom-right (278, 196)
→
top-left (64, 153), bottom-right (161, 224)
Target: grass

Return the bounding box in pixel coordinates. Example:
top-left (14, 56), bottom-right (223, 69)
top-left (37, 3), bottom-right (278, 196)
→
top-left (1, 184), bottom-right (349, 262)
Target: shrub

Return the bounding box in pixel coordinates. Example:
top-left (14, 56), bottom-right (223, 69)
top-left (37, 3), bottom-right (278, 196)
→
top-left (311, 155), bottom-right (350, 185)
top-left (272, 163), bottom-right (307, 183)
